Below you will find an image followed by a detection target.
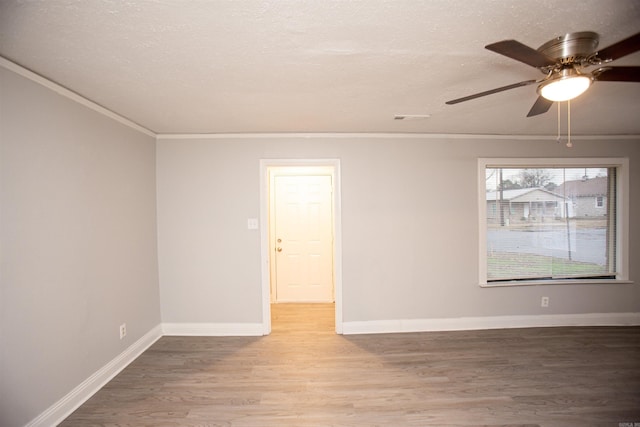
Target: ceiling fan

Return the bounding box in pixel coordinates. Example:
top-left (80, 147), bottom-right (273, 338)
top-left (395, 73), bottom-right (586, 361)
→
top-left (446, 31), bottom-right (640, 117)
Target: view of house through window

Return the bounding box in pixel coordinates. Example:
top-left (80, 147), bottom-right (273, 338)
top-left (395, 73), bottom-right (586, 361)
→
top-left (485, 166), bottom-right (617, 282)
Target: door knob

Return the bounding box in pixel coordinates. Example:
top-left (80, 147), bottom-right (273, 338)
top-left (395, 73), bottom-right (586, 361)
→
top-left (277, 247), bottom-right (282, 252)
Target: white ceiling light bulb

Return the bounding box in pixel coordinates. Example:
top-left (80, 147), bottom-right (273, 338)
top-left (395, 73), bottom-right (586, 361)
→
top-left (538, 67), bottom-right (592, 102)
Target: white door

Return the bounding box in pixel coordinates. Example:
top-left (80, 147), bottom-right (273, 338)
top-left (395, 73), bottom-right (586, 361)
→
top-left (273, 175), bottom-right (334, 302)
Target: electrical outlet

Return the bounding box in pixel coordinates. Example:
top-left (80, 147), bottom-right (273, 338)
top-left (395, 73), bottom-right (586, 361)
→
top-left (119, 323), bottom-right (127, 339)
top-left (541, 296), bottom-right (550, 308)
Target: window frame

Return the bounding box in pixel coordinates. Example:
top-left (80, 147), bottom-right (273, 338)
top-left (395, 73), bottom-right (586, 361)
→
top-left (477, 157), bottom-right (630, 287)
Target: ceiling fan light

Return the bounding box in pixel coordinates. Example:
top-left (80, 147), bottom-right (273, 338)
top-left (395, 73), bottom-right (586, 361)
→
top-left (538, 72), bottom-right (592, 102)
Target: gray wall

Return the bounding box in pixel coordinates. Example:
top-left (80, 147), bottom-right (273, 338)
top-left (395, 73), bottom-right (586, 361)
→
top-left (0, 67), bottom-right (161, 426)
top-left (157, 136), bottom-right (640, 325)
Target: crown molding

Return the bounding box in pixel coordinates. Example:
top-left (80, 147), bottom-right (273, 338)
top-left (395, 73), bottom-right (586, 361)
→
top-left (0, 56), bottom-right (156, 138)
top-left (156, 132), bottom-right (640, 141)
top-left (3, 56), bottom-right (638, 142)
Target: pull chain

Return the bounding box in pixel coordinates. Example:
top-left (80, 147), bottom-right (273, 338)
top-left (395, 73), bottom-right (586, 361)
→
top-left (566, 99), bottom-right (572, 148)
top-left (556, 101), bottom-right (561, 143)
top-left (556, 101), bottom-right (574, 148)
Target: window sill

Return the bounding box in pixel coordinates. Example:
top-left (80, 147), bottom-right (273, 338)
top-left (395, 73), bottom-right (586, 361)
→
top-left (480, 279), bottom-right (634, 288)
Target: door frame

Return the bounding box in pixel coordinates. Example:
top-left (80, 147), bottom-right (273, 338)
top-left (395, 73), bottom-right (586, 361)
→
top-left (259, 159), bottom-right (343, 335)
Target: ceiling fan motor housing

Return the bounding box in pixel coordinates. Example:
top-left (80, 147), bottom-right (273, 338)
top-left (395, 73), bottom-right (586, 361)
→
top-left (537, 31), bottom-right (600, 68)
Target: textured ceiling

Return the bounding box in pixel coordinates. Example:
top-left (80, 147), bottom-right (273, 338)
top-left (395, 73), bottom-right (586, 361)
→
top-left (1, 0), bottom-right (639, 135)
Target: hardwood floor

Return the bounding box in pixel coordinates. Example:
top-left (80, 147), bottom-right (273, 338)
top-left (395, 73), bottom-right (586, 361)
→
top-left (61, 304), bottom-right (640, 426)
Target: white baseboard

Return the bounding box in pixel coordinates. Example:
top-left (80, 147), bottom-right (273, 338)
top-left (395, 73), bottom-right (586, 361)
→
top-left (162, 322), bottom-right (265, 336)
top-left (26, 324), bottom-right (163, 427)
top-left (342, 312), bottom-right (640, 335)
top-left (26, 322), bottom-right (261, 426)
top-left (25, 313), bottom-right (639, 425)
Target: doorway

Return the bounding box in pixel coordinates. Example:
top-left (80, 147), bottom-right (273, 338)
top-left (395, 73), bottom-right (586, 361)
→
top-left (270, 170), bottom-right (334, 302)
top-left (259, 159), bottom-right (342, 335)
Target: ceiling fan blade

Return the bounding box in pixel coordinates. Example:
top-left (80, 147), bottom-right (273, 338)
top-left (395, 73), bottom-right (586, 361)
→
top-left (485, 40), bottom-right (556, 68)
top-left (527, 96), bottom-right (554, 117)
top-left (446, 80), bottom-right (537, 105)
top-left (592, 66), bottom-right (640, 82)
top-left (596, 32), bottom-right (640, 62)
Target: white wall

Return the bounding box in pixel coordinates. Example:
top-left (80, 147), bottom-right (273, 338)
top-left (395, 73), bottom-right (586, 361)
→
top-left (157, 135), bottom-right (640, 328)
top-left (0, 66), bottom-right (161, 426)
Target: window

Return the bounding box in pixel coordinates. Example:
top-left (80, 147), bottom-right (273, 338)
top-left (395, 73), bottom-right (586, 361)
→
top-left (478, 158), bottom-right (629, 286)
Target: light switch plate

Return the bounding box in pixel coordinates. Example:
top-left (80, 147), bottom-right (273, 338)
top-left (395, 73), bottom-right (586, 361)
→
top-left (247, 218), bottom-right (259, 230)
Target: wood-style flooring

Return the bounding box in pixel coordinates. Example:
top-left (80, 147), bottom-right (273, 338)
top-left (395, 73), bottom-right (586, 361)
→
top-left (61, 304), bottom-right (640, 426)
